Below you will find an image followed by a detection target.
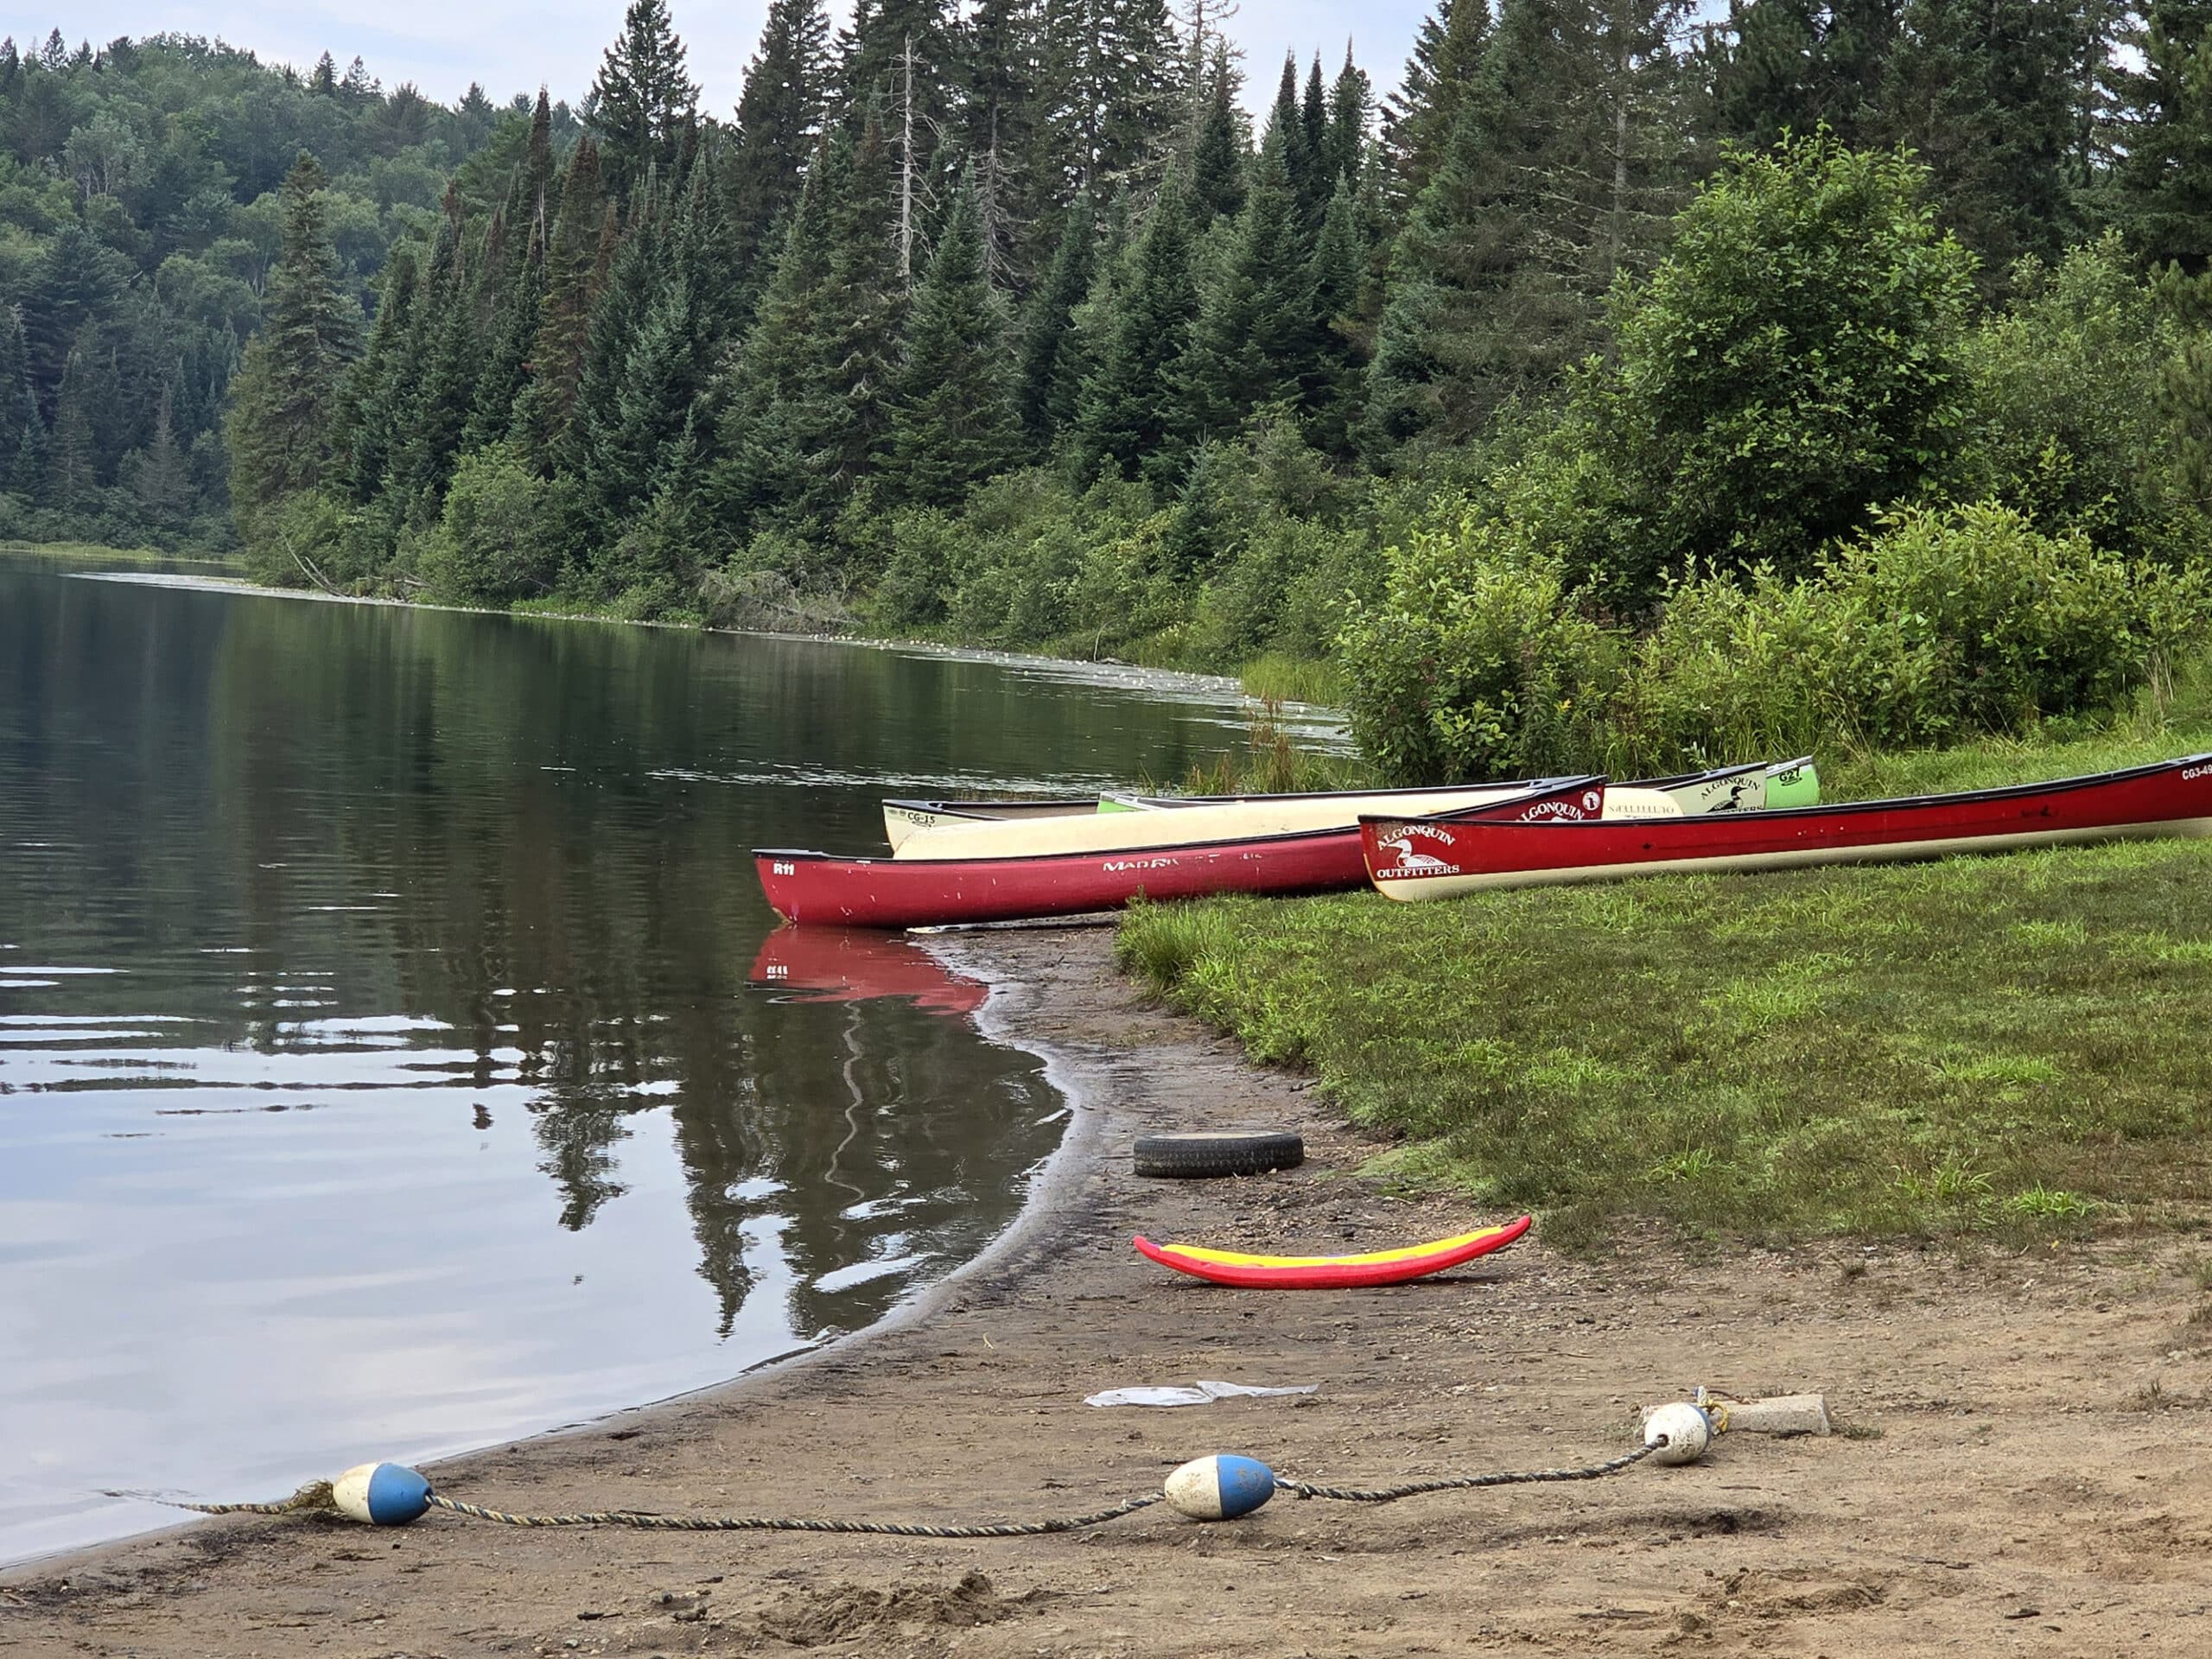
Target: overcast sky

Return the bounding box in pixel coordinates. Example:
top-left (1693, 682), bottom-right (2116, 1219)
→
top-left (23, 3), bottom-right (1435, 121)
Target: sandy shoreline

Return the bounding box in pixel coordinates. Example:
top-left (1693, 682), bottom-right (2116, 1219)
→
top-left (9, 926), bottom-right (2212, 1656)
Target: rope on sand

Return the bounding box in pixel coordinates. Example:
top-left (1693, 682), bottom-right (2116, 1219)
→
top-left (144, 1430), bottom-right (1684, 1535)
top-left (418, 1491), bottom-right (1166, 1537)
top-left (1274, 1441), bottom-right (1660, 1502)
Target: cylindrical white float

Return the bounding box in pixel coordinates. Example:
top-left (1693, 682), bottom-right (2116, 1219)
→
top-left (330, 1462), bottom-right (433, 1526)
top-left (1163, 1454), bottom-right (1276, 1520)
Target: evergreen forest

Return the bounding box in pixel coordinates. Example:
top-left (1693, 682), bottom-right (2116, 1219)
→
top-left (8, 1), bottom-right (2212, 779)
top-left (0, 30), bottom-right (574, 550)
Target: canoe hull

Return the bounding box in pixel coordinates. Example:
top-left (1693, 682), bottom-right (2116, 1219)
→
top-left (1363, 755), bottom-right (2212, 900)
top-left (760, 779), bottom-right (1607, 928)
top-left (1134, 1215), bottom-right (1534, 1289)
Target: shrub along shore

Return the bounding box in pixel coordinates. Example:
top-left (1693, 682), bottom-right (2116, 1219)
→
top-left (1117, 683), bottom-right (2212, 1249)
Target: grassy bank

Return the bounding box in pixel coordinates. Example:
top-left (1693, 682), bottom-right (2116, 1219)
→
top-left (1117, 716), bottom-right (2212, 1249)
top-left (0, 540), bottom-right (240, 568)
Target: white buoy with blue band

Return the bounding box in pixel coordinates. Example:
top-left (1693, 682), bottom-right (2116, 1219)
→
top-left (331, 1462), bottom-right (433, 1526)
top-left (1163, 1454), bottom-right (1275, 1521)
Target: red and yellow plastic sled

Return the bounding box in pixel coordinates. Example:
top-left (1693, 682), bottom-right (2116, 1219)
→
top-left (1133, 1215), bottom-right (1532, 1289)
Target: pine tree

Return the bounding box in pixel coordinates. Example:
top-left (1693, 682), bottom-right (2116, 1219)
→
top-left (7, 391), bottom-right (44, 500)
top-left (588, 0), bottom-right (700, 207)
top-left (1325, 47), bottom-right (1372, 190)
top-left (26, 226), bottom-right (126, 401)
top-left (334, 248), bottom-right (416, 501)
top-left (2115, 0), bottom-right (2212, 270)
top-left (1710, 0), bottom-right (1897, 151)
top-left (1386, 0), bottom-right (1492, 201)
top-left (48, 345), bottom-right (94, 507)
top-left (0, 304), bottom-right (27, 467)
top-left (386, 192), bottom-right (485, 515)
top-left (890, 171), bottom-right (1025, 505)
top-left (1297, 55), bottom-right (1332, 219)
top-left (957, 0), bottom-right (1049, 284)
top-left (1042, 0), bottom-right (1188, 194)
top-left (1268, 54), bottom-right (1308, 200)
top-left (1160, 436), bottom-right (1237, 574)
top-left (1362, 0), bottom-right (1690, 456)
top-left (728, 0), bottom-right (834, 286)
top-left (225, 153), bottom-right (365, 537)
top-left (1878, 0), bottom-right (2083, 275)
top-left (842, 0), bottom-right (961, 274)
top-left (715, 157), bottom-right (838, 535)
top-left (1017, 191), bottom-right (1097, 440)
top-left (1188, 42), bottom-right (1248, 221)
top-left (133, 386), bottom-right (194, 525)
top-left (2158, 264), bottom-right (2212, 493)
top-left (531, 137), bottom-right (610, 448)
top-left (565, 187), bottom-right (673, 534)
top-left (809, 109), bottom-right (910, 493)
top-left (502, 89), bottom-right (559, 275)
top-left (1076, 163), bottom-right (1199, 478)
top-left (715, 112), bottom-right (909, 541)
top-left (1053, 194), bottom-right (1135, 437)
top-left (467, 227), bottom-right (548, 452)
top-left (1306, 168), bottom-right (1371, 455)
top-left (1171, 118), bottom-right (1315, 442)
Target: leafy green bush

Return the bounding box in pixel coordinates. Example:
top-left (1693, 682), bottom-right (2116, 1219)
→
top-left (1600, 134), bottom-right (1978, 592)
top-left (1959, 234), bottom-right (2195, 557)
top-left (417, 444), bottom-right (564, 604)
top-left (1338, 505), bottom-right (1619, 784)
top-left (870, 505), bottom-right (966, 630)
top-left (1344, 499), bottom-right (2209, 783)
top-left (1604, 562), bottom-right (1864, 771)
top-left (1610, 503), bottom-right (2209, 769)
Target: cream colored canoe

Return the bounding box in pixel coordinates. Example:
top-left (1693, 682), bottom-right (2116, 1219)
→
top-left (893, 782), bottom-right (1681, 861)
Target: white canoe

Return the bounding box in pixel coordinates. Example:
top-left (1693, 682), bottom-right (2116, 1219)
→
top-left (892, 781), bottom-right (1684, 862)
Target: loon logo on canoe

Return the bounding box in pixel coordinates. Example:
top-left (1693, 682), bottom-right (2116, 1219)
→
top-left (1372, 833), bottom-right (1458, 877)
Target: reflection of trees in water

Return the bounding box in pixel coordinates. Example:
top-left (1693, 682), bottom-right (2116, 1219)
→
top-left (5, 574), bottom-right (1173, 1343)
top-left (197, 590), bottom-right (1065, 1337)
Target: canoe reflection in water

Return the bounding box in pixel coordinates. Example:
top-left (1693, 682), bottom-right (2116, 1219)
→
top-left (748, 927), bottom-right (990, 1021)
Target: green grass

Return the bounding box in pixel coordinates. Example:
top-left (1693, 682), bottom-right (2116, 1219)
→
top-left (1237, 652), bottom-right (1345, 708)
top-left (1139, 699), bottom-right (1376, 798)
top-left (0, 538), bottom-right (238, 567)
top-left (1116, 825), bottom-right (2212, 1248)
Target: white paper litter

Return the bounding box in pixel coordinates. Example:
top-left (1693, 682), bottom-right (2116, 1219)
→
top-left (1083, 1380), bottom-right (1319, 1408)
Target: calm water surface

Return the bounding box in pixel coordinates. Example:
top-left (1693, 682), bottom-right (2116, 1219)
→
top-left (0, 555), bottom-right (1271, 1565)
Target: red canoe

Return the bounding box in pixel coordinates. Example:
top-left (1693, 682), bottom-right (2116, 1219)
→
top-left (757, 777), bottom-right (1608, 928)
top-left (1362, 754), bottom-right (2212, 899)
top-left (1134, 1215), bottom-right (1534, 1288)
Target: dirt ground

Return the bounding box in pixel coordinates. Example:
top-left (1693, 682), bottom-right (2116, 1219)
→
top-left (6, 925), bottom-right (2212, 1658)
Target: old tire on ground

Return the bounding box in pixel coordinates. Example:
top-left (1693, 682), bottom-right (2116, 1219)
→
top-left (1133, 1129), bottom-right (1305, 1179)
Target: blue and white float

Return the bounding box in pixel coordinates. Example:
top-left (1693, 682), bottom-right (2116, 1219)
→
top-left (330, 1462), bottom-right (433, 1526)
top-left (1163, 1454), bottom-right (1275, 1521)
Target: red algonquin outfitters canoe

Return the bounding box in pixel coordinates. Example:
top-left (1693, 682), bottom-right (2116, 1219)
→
top-left (1133, 1215), bottom-right (1534, 1289)
top-left (1361, 754), bottom-right (2212, 900)
top-left (756, 777), bottom-right (1609, 928)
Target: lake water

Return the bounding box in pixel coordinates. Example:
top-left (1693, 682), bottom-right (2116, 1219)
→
top-left (0, 554), bottom-right (1280, 1566)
